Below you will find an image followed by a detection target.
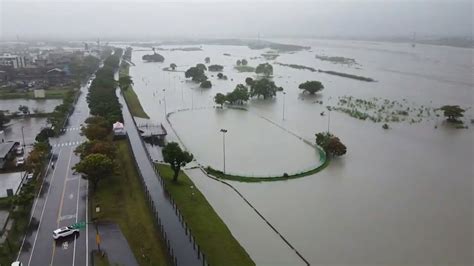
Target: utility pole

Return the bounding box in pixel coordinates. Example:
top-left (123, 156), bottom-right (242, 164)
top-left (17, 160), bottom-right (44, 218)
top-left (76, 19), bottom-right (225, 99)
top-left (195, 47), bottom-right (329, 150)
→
top-left (163, 89), bottom-right (167, 115)
top-left (327, 108), bottom-right (331, 133)
top-left (220, 129), bottom-right (228, 174)
top-left (282, 91), bottom-right (286, 120)
top-left (21, 126), bottom-right (25, 150)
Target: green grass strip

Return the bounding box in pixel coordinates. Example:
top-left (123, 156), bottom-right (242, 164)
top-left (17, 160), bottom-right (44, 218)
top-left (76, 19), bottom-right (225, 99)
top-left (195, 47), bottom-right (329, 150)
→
top-left (156, 164), bottom-right (255, 266)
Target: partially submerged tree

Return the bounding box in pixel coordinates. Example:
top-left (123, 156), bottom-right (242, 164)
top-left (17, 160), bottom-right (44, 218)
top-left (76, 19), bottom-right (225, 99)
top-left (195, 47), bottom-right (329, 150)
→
top-left (205, 57), bottom-right (210, 64)
top-left (208, 64), bottom-right (224, 72)
top-left (236, 60), bottom-right (242, 66)
top-left (214, 93), bottom-right (226, 107)
top-left (200, 80), bottom-right (212, 88)
top-left (299, 81), bottom-right (324, 94)
top-left (255, 63), bottom-right (273, 77)
top-left (170, 63), bottom-right (177, 70)
top-left (196, 63), bottom-right (207, 71)
top-left (226, 84), bottom-right (249, 104)
top-left (73, 153), bottom-right (114, 190)
top-left (18, 105), bottom-right (30, 115)
top-left (250, 78), bottom-right (279, 99)
top-left (245, 77), bottom-right (254, 86)
top-left (439, 105), bottom-right (465, 122)
top-left (185, 66), bottom-right (207, 83)
top-left (241, 59), bottom-right (248, 66)
top-left (316, 132), bottom-right (347, 157)
top-left (162, 142), bottom-right (193, 182)
top-left (0, 111), bottom-right (11, 129)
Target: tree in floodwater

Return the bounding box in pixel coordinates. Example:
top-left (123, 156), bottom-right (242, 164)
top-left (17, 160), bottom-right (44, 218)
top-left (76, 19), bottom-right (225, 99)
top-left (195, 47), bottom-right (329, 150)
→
top-left (236, 60), bottom-right (242, 66)
top-left (226, 84), bottom-right (249, 104)
top-left (245, 77), bottom-right (254, 86)
top-left (205, 57), bottom-right (210, 64)
top-left (196, 63), bottom-right (207, 71)
top-left (185, 66), bottom-right (207, 83)
top-left (0, 111), bottom-right (10, 129)
top-left (200, 80), bottom-right (212, 88)
top-left (439, 105), bottom-right (465, 122)
top-left (170, 63), bottom-right (177, 71)
top-left (241, 59), bottom-right (248, 66)
top-left (316, 132), bottom-right (347, 157)
top-left (255, 63), bottom-right (273, 77)
top-left (250, 78), bottom-right (279, 99)
top-left (162, 142), bottom-right (193, 182)
top-left (18, 105), bottom-right (30, 115)
top-left (299, 81), bottom-right (324, 94)
top-left (214, 93), bottom-right (226, 107)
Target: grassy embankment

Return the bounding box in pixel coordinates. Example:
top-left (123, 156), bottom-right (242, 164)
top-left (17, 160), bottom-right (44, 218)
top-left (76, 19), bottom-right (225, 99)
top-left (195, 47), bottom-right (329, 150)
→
top-left (91, 140), bottom-right (169, 265)
top-left (156, 164), bottom-right (255, 266)
top-left (205, 148), bottom-right (329, 182)
top-left (0, 86), bottom-right (77, 99)
top-left (119, 63), bottom-right (149, 119)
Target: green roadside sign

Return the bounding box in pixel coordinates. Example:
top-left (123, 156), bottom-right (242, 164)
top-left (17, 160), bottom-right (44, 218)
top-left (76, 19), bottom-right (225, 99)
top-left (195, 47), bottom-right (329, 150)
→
top-left (71, 221), bottom-right (86, 229)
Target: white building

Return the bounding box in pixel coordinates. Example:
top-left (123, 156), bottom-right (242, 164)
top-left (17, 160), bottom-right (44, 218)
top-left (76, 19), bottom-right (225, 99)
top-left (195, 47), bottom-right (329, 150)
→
top-left (0, 53), bottom-right (26, 69)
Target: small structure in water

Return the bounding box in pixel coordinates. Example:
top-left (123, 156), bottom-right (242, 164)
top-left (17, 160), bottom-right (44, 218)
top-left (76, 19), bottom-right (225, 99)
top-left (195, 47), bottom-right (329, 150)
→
top-left (135, 117), bottom-right (167, 145)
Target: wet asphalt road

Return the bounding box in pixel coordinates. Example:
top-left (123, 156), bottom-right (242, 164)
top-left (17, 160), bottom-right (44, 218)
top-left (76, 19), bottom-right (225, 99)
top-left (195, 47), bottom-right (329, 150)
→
top-left (17, 80), bottom-right (92, 266)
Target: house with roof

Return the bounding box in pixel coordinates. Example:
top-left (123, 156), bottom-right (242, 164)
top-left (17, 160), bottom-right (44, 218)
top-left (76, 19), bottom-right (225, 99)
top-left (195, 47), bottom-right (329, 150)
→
top-left (0, 142), bottom-right (19, 170)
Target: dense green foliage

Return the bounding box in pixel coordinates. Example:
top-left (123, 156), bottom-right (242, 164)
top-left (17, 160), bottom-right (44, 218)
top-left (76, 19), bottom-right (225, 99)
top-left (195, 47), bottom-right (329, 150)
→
top-left (0, 111), bottom-right (10, 128)
top-left (255, 63), bottom-right (273, 76)
top-left (74, 153), bottom-right (114, 190)
top-left (439, 105), bottom-right (465, 122)
top-left (214, 93), bottom-right (226, 107)
top-left (250, 78), bottom-right (280, 99)
top-left (142, 53), bottom-right (164, 62)
top-left (69, 55), bottom-right (101, 80)
top-left (196, 63), bottom-right (207, 71)
top-left (185, 66), bottom-right (207, 83)
top-left (162, 142), bottom-right (193, 182)
top-left (87, 48), bottom-right (123, 123)
top-left (316, 132), bottom-right (347, 157)
top-left (299, 81), bottom-right (324, 94)
top-left (200, 80), bottom-right (212, 88)
top-left (226, 84), bottom-right (249, 104)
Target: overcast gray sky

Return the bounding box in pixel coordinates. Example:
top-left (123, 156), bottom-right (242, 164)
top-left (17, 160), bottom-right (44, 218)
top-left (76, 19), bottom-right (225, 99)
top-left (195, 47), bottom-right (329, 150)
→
top-left (0, 0), bottom-right (472, 40)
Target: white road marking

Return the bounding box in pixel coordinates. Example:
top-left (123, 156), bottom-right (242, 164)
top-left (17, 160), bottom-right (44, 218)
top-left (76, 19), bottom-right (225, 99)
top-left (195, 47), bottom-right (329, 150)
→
top-left (72, 168), bottom-right (81, 266)
top-left (17, 147), bottom-right (58, 261)
top-left (85, 181), bottom-right (89, 266)
top-left (69, 193), bottom-right (74, 199)
top-left (59, 214), bottom-right (76, 221)
top-left (27, 149), bottom-right (63, 266)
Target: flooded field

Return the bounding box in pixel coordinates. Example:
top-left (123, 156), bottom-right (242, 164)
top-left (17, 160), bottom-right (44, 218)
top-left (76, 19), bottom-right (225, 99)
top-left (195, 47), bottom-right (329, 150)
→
top-left (169, 108), bottom-right (321, 176)
top-left (127, 39), bottom-right (473, 265)
top-left (1, 117), bottom-right (48, 145)
top-left (0, 99), bottom-right (62, 114)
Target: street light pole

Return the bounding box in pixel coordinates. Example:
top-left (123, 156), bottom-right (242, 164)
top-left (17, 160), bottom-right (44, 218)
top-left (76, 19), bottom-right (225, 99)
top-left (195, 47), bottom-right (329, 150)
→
top-left (327, 108), bottom-right (331, 133)
top-left (282, 92), bottom-right (286, 121)
top-left (163, 89), bottom-right (167, 115)
top-left (21, 126), bottom-right (25, 150)
top-left (220, 129), bottom-right (228, 174)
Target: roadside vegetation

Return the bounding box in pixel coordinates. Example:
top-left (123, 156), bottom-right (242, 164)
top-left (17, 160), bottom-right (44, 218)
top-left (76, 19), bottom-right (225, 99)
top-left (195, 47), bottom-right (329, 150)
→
top-left (0, 131), bottom-right (52, 264)
top-left (315, 55), bottom-right (359, 66)
top-left (119, 47), bottom-right (149, 119)
top-left (156, 164), bottom-right (255, 266)
top-left (91, 141), bottom-right (170, 265)
top-left (87, 48), bottom-right (123, 123)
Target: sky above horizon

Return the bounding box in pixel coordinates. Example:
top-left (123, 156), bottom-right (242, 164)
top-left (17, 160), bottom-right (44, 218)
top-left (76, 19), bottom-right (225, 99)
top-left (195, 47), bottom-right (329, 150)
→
top-left (0, 0), bottom-right (472, 40)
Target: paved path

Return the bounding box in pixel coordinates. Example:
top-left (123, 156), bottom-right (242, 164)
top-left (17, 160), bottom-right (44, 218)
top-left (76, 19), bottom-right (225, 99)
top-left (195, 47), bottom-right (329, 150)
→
top-left (118, 89), bottom-right (204, 266)
top-left (95, 223), bottom-right (138, 266)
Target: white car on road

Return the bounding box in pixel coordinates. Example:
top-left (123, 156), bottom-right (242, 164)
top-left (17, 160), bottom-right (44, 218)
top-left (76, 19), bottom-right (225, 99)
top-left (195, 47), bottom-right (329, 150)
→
top-left (15, 157), bottom-right (25, 167)
top-left (53, 226), bottom-right (79, 240)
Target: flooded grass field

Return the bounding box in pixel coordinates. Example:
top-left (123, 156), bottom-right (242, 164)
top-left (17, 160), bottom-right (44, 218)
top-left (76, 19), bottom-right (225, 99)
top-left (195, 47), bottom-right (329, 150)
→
top-left (126, 39), bottom-right (473, 265)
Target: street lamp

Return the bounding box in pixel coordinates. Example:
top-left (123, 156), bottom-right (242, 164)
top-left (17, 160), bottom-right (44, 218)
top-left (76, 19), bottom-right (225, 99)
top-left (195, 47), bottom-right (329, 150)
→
top-left (163, 89), bottom-right (167, 115)
top-left (220, 129), bottom-right (228, 174)
top-left (327, 107), bottom-right (331, 133)
top-left (21, 126), bottom-right (26, 150)
top-left (282, 92), bottom-right (286, 121)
